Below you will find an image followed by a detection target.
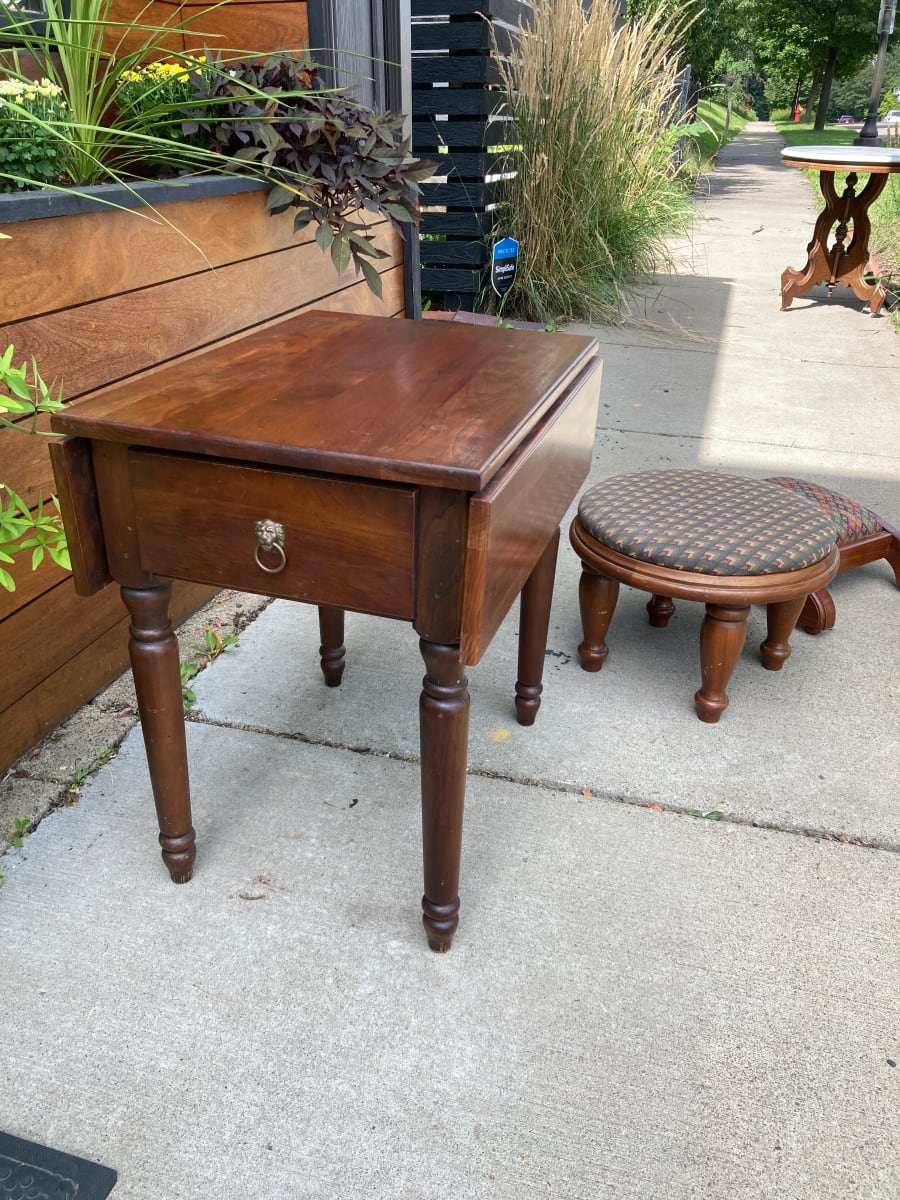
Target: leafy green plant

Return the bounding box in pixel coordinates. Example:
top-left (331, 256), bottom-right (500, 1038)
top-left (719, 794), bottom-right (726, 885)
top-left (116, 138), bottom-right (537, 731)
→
top-left (10, 817), bottom-right (31, 848)
top-left (0, 2), bottom-right (433, 292)
top-left (68, 745), bottom-right (115, 797)
top-left (0, 0), bottom-right (234, 185)
top-left (0, 77), bottom-right (70, 191)
top-left (0, 346), bottom-right (69, 592)
top-left (189, 626), bottom-right (239, 664)
top-left (181, 623), bottom-right (240, 709)
top-left (180, 661), bottom-right (199, 712)
top-left (685, 99), bottom-right (749, 167)
top-left (494, 0), bottom-right (696, 324)
top-left (190, 53), bottom-right (434, 295)
top-left (115, 55), bottom-right (212, 159)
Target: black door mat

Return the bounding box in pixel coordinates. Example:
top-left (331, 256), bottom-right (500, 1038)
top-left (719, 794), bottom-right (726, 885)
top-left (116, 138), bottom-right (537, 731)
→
top-left (0, 1131), bottom-right (117, 1198)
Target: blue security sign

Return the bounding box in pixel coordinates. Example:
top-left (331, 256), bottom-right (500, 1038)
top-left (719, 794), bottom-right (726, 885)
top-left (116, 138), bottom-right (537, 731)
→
top-left (491, 237), bottom-right (519, 298)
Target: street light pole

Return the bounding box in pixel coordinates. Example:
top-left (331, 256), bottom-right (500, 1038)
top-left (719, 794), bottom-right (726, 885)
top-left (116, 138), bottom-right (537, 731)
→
top-left (855, 0), bottom-right (897, 146)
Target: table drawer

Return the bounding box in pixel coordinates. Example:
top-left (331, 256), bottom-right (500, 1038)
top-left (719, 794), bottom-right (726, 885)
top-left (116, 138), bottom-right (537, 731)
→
top-left (129, 450), bottom-right (417, 618)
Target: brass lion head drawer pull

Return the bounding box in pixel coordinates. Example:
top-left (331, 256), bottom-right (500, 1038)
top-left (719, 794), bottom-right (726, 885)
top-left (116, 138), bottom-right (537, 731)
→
top-left (254, 519), bottom-right (286, 573)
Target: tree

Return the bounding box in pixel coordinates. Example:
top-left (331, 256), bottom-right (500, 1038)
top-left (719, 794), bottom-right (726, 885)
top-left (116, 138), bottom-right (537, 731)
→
top-left (751, 0), bottom-right (888, 129)
top-left (628, 0), bottom-right (892, 125)
top-left (627, 0), bottom-right (755, 86)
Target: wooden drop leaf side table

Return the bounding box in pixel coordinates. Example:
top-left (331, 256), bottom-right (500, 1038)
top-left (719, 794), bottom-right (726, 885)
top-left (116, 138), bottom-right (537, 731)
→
top-left (49, 310), bottom-right (602, 952)
top-left (780, 144), bottom-right (900, 315)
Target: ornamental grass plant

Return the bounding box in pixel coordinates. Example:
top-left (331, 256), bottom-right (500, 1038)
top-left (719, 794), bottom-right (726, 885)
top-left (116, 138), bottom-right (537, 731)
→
top-left (495, 0), bottom-right (696, 324)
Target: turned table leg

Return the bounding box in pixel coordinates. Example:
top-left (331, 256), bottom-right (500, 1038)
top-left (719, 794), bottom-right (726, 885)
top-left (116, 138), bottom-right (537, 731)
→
top-left (761, 596), bottom-right (808, 669)
top-left (317, 604), bottom-right (346, 687)
top-left (121, 582), bottom-right (196, 882)
top-left (515, 527), bottom-right (560, 727)
top-left (577, 566), bottom-right (620, 671)
top-left (418, 639), bottom-right (470, 953)
top-left (695, 603), bottom-right (750, 724)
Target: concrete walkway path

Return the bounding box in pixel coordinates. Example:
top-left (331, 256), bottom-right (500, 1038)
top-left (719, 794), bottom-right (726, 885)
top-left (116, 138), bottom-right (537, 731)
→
top-left (2, 123), bottom-right (899, 1199)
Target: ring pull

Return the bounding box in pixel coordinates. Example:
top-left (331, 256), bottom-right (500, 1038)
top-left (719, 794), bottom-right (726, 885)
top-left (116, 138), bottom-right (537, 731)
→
top-left (254, 519), bottom-right (286, 574)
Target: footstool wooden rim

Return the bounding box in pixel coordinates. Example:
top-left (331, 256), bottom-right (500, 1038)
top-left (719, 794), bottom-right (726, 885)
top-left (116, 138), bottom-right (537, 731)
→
top-left (570, 522), bottom-right (840, 606)
top-left (569, 514), bottom-right (840, 724)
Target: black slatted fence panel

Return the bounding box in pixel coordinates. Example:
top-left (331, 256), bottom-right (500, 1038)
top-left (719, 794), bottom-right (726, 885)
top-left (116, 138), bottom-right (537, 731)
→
top-left (411, 0), bottom-right (530, 310)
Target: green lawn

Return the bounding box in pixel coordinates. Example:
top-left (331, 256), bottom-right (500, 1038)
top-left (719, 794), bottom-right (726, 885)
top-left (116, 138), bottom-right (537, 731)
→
top-left (776, 123), bottom-right (856, 149)
top-left (690, 100), bottom-right (749, 165)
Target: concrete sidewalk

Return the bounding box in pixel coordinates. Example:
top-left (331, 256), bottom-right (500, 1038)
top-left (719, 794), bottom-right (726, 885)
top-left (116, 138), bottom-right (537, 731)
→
top-left (2, 123), bottom-right (899, 1199)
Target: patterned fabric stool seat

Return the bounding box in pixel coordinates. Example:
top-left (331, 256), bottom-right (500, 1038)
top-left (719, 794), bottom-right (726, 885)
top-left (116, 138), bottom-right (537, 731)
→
top-left (765, 476), bottom-right (900, 633)
top-left (569, 470), bottom-right (841, 722)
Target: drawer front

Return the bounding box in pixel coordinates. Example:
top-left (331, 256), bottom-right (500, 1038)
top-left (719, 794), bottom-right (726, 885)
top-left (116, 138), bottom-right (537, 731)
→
top-left (129, 451), bottom-right (417, 618)
top-left (460, 358), bottom-right (602, 664)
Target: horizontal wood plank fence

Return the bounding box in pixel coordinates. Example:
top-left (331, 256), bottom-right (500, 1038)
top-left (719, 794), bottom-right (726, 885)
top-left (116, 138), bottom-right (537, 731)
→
top-left (411, 0), bottom-right (529, 310)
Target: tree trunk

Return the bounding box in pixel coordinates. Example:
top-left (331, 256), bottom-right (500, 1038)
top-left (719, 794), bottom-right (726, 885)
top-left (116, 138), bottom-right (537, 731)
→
top-left (814, 46), bottom-right (839, 131)
top-left (804, 67), bottom-right (822, 123)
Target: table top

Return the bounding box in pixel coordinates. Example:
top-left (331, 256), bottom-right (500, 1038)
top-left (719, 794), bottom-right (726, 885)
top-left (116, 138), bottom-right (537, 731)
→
top-left (52, 310), bottom-right (599, 492)
top-left (781, 144), bottom-right (900, 172)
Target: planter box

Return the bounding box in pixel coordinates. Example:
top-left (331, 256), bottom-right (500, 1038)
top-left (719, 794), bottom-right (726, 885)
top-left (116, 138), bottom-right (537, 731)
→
top-left (0, 175), bottom-right (405, 769)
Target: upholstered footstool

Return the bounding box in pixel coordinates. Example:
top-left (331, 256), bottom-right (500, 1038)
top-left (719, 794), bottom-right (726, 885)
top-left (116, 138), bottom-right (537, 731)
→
top-left (766, 476), bottom-right (900, 633)
top-left (569, 470), bottom-right (840, 722)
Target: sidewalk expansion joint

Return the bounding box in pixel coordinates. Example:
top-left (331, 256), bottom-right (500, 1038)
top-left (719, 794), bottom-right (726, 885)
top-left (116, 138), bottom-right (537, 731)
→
top-left (608, 424), bottom-right (900, 461)
top-left (185, 712), bottom-right (898, 856)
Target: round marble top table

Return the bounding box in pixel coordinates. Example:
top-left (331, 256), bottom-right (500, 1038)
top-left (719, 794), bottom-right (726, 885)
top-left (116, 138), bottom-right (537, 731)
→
top-left (780, 144), bottom-right (900, 315)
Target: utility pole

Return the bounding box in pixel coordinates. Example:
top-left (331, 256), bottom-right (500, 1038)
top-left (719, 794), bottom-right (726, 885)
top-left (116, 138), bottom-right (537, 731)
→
top-left (855, 0), bottom-right (897, 146)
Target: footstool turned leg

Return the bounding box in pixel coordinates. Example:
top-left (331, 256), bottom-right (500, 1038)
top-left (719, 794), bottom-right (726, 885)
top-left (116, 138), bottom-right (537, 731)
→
top-left (647, 594), bottom-right (675, 628)
top-left (761, 596), bottom-right (808, 669)
top-left (577, 566), bottom-right (619, 671)
top-left (695, 603), bottom-right (750, 723)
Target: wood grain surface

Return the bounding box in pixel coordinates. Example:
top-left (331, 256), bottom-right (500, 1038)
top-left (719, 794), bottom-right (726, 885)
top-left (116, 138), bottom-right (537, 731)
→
top-left (53, 313), bottom-right (599, 489)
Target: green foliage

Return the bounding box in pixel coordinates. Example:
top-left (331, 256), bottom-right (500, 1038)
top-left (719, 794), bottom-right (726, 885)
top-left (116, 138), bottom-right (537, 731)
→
top-left (190, 53), bottom-right (433, 297)
top-left (629, 0), bottom-right (753, 87)
top-left (188, 626), bottom-right (239, 663)
top-left (0, 0), bottom-right (223, 184)
top-left (69, 745), bottom-right (115, 798)
top-left (180, 661), bottom-right (199, 712)
top-left (0, 78), bottom-right (71, 191)
top-left (745, 73), bottom-right (770, 120)
top-left (686, 99), bottom-right (749, 166)
top-left (775, 122), bottom-right (855, 149)
top-left (0, 3), bottom-right (432, 294)
top-left (181, 624), bottom-right (240, 710)
top-left (496, 0), bottom-right (696, 325)
top-left (0, 347), bottom-right (69, 592)
top-left (115, 55), bottom-right (212, 163)
top-left (0, 10), bottom-right (429, 283)
top-left (10, 817), bottom-right (31, 848)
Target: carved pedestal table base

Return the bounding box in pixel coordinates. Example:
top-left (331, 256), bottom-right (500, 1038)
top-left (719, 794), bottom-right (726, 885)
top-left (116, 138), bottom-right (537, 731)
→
top-left (780, 145), bottom-right (900, 315)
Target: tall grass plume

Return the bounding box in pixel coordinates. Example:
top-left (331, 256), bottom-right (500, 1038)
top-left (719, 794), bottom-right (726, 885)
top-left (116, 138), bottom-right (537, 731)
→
top-left (495, 0), bottom-right (696, 324)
